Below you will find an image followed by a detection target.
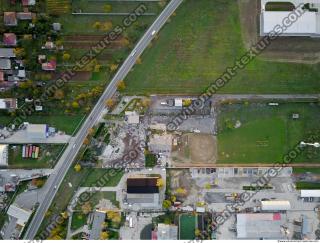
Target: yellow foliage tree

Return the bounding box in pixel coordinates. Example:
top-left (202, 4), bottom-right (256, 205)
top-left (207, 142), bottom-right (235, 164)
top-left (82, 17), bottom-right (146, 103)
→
top-left (100, 231), bottom-right (109, 240)
top-left (175, 187), bottom-right (187, 195)
top-left (102, 21), bottom-right (113, 31)
top-left (74, 164), bottom-right (81, 172)
top-left (105, 98), bottom-right (115, 109)
top-left (81, 202), bottom-right (92, 215)
top-left (117, 80), bottom-right (126, 91)
top-left (62, 52), bottom-right (71, 61)
top-left (156, 178), bottom-right (164, 188)
top-left (71, 101), bottom-right (80, 109)
top-left (135, 57), bottom-right (142, 64)
top-left (109, 63), bottom-right (118, 72)
top-left (93, 21), bottom-right (102, 29)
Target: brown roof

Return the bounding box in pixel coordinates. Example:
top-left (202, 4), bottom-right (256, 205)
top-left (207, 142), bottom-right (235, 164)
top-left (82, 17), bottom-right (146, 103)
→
top-left (4, 12), bottom-right (17, 26)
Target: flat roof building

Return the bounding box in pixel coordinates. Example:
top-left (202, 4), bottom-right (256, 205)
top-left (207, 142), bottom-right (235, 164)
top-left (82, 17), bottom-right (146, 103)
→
top-left (236, 213), bottom-right (287, 239)
top-left (301, 190), bottom-right (320, 198)
top-left (261, 200), bottom-right (291, 211)
top-left (0, 48), bottom-right (16, 58)
top-left (157, 223), bottom-right (178, 240)
top-left (0, 145), bottom-right (8, 167)
top-left (0, 98), bottom-right (17, 110)
top-left (89, 210), bottom-right (106, 240)
top-left (260, 0), bottom-right (320, 36)
top-left (26, 124), bottom-right (48, 139)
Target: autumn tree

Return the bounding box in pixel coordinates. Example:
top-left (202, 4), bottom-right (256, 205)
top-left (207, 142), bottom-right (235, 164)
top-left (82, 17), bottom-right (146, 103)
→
top-left (100, 231), bottom-right (109, 240)
top-left (54, 89), bottom-right (65, 100)
top-left (81, 201), bottom-right (92, 215)
top-left (102, 21), bottom-right (113, 31)
top-left (104, 4), bottom-right (112, 13)
top-left (74, 164), bottom-right (81, 172)
top-left (62, 52), bottom-right (71, 61)
top-left (71, 101), bottom-right (80, 109)
top-left (117, 80), bottom-right (126, 91)
top-left (162, 199), bottom-right (172, 209)
top-left (93, 21), bottom-right (102, 29)
top-left (156, 178), bottom-right (164, 188)
top-left (175, 187), bottom-right (187, 196)
top-left (105, 98), bottom-right (115, 109)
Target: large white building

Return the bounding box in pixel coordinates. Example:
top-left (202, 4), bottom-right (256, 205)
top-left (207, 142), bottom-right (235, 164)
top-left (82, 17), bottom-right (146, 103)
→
top-left (260, 0), bottom-right (320, 36)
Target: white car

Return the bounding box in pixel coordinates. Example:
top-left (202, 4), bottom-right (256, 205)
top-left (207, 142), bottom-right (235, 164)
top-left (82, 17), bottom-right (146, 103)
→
top-left (151, 30), bottom-right (157, 36)
top-left (131, 50), bottom-right (137, 56)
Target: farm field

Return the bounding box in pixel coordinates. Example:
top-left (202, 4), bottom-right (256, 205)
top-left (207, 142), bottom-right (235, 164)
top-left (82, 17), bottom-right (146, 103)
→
top-left (80, 168), bottom-right (124, 187)
top-left (217, 102), bottom-right (320, 164)
top-left (293, 167), bottom-right (320, 174)
top-left (8, 144), bottom-right (65, 169)
top-left (124, 0), bottom-right (320, 95)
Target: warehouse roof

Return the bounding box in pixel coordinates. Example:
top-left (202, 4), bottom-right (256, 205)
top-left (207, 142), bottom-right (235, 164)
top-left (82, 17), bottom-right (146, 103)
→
top-left (7, 204), bottom-right (32, 226)
top-left (237, 213), bottom-right (286, 239)
top-left (127, 177), bottom-right (159, 194)
top-left (261, 11), bottom-right (320, 36)
top-left (301, 190), bottom-right (320, 197)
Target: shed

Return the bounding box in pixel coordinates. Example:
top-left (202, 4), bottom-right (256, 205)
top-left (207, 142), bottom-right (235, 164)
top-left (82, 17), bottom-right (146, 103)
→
top-left (3, 33), bottom-right (17, 46)
top-left (4, 12), bottom-right (17, 26)
top-left (0, 59), bottom-right (11, 70)
top-left (261, 200), bottom-right (291, 211)
top-left (174, 98), bottom-right (183, 107)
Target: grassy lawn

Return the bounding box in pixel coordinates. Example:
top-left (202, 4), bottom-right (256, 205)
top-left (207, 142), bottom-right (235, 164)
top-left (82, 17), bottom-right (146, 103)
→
top-left (293, 167), bottom-right (320, 174)
top-left (145, 153), bottom-right (157, 168)
top-left (8, 144), bottom-right (65, 169)
top-left (217, 102), bottom-right (320, 163)
top-left (296, 181), bottom-right (320, 189)
top-left (71, 212), bottom-right (88, 231)
top-left (76, 191), bottom-right (119, 209)
top-left (124, 0), bottom-right (320, 95)
top-left (80, 168), bottom-right (124, 187)
top-left (179, 214), bottom-right (196, 240)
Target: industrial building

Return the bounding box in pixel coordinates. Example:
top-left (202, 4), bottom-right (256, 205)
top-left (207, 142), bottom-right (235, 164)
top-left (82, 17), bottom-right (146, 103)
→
top-left (126, 176), bottom-right (161, 208)
top-left (261, 200), bottom-right (291, 211)
top-left (236, 213), bottom-right (287, 239)
top-left (155, 223), bottom-right (178, 240)
top-left (26, 124), bottom-right (48, 139)
top-left (260, 0), bottom-right (320, 36)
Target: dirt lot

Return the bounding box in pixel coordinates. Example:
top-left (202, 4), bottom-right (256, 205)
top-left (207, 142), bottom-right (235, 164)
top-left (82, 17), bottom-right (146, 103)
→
top-left (171, 133), bottom-right (217, 167)
top-left (238, 0), bottom-right (320, 63)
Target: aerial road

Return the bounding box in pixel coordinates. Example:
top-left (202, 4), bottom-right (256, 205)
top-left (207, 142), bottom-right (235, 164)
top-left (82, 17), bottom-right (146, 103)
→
top-left (23, 0), bottom-right (183, 239)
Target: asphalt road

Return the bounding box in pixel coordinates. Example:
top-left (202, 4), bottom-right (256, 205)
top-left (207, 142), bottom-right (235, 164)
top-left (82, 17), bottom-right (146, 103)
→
top-left (23, 0), bottom-right (183, 239)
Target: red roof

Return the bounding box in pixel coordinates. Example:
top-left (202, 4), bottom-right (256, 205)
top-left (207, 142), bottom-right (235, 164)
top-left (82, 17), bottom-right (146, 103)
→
top-left (151, 231), bottom-right (158, 240)
top-left (3, 33), bottom-right (17, 46)
top-left (42, 60), bottom-right (56, 71)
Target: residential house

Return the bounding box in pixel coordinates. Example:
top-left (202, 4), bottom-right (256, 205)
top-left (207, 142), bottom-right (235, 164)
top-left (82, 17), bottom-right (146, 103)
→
top-left (22, 0), bottom-right (36, 6)
top-left (52, 23), bottom-right (61, 31)
top-left (3, 33), bottom-right (17, 46)
top-left (0, 48), bottom-right (16, 58)
top-left (43, 41), bottom-right (56, 50)
top-left (17, 12), bottom-right (33, 20)
top-left (0, 59), bottom-right (11, 70)
top-left (0, 98), bottom-right (17, 110)
top-left (4, 12), bottom-right (18, 26)
top-left (42, 60), bottom-right (56, 71)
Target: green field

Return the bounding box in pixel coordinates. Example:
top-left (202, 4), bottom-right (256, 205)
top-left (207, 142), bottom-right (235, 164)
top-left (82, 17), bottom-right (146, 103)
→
top-left (124, 0), bottom-right (320, 94)
top-left (296, 182), bottom-right (320, 189)
top-left (293, 167), bottom-right (320, 174)
top-left (80, 168), bottom-right (124, 187)
top-left (8, 144), bottom-right (65, 169)
top-left (217, 102), bottom-right (320, 163)
top-left (76, 191), bottom-right (119, 209)
top-left (179, 214), bottom-right (196, 240)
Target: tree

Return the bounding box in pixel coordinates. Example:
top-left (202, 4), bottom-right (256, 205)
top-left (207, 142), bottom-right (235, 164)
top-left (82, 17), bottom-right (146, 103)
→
top-left (102, 21), bottom-right (113, 31)
top-left (62, 52), bottom-right (71, 61)
top-left (109, 63), bottom-right (119, 72)
top-left (175, 187), bottom-right (187, 196)
top-left (94, 64), bottom-right (101, 72)
top-left (93, 21), bottom-right (102, 29)
top-left (135, 57), bottom-right (142, 64)
top-left (54, 89), bottom-right (65, 100)
top-left (100, 231), bottom-right (109, 240)
top-left (105, 98), bottom-right (115, 109)
top-left (162, 199), bottom-right (172, 209)
top-left (81, 201), bottom-right (92, 214)
top-left (170, 195), bottom-right (176, 202)
top-left (74, 164), bottom-right (81, 172)
top-left (156, 178), bottom-right (164, 188)
top-left (117, 80), bottom-right (126, 91)
top-left (195, 229), bottom-right (201, 237)
top-left (104, 4), bottom-right (112, 13)
top-left (71, 101), bottom-right (80, 109)
top-left (83, 137), bottom-right (90, 145)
